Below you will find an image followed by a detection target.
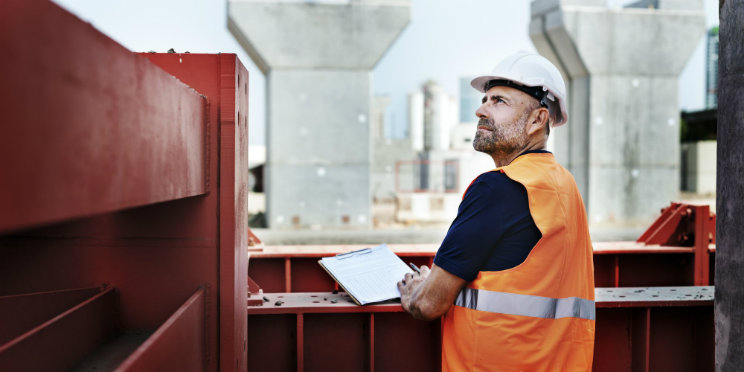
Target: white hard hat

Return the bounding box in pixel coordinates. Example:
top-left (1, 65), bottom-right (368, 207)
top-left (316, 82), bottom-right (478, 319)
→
top-left (471, 52), bottom-right (568, 127)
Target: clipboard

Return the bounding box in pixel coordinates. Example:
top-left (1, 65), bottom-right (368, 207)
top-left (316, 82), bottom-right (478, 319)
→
top-left (318, 244), bottom-right (414, 305)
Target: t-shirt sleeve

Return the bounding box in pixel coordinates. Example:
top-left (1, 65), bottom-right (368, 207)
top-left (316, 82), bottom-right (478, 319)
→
top-left (433, 174), bottom-right (516, 281)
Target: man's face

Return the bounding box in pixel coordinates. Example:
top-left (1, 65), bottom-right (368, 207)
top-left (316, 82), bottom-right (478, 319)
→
top-left (472, 85), bottom-right (535, 154)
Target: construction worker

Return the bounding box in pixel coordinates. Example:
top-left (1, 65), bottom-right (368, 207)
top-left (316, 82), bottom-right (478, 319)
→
top-left (397, 52), bottom-right (595, 372)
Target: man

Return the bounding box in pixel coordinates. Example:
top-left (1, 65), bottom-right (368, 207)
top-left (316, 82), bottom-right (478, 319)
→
top-left (397, 52), bottom-right (595, 372)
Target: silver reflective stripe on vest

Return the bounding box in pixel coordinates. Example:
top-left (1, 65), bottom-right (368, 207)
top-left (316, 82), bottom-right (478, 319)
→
top-left (455, 287), bottom-right (596, 320)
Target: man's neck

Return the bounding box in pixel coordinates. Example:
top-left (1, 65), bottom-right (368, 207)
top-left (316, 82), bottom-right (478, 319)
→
top-left (489, 142), bottom-right (546, 168)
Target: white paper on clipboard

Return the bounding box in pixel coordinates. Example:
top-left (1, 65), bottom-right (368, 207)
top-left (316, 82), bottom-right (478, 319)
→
top-left (318, 244), bottom-right (414, 305)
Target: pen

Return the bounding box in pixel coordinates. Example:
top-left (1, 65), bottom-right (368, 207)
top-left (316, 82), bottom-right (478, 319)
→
top-left (409, 262), bottom-right (421, 274)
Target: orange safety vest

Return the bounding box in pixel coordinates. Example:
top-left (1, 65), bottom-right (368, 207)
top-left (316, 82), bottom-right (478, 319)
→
top-left (441, 152), bottom-right (595, 372)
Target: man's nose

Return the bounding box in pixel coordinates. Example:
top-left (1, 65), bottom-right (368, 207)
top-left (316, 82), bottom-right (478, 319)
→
top-left (475, 104), bottom-right (487, 119)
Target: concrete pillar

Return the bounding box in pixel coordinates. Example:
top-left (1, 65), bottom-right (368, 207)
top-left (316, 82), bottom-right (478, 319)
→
top-left (228, 0), bottom-right (410, 228)
top-left (716, 2), bottom-right (744, 370)
top-left (530, 0), bottom-right (705, 226)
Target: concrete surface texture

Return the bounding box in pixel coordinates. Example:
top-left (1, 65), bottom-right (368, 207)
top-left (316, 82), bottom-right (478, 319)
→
top-left (228, 0), bottom-right (411, 228)
top-left (715, 1), bottom-right (744, 371)
top-left (681, 140), bottom-right (716, 193)
top-left (530, 0), bottom-right (705, 226)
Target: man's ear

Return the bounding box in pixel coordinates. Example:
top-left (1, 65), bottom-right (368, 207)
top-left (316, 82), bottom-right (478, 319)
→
top-left (527, 107), bottom-right (550, 136)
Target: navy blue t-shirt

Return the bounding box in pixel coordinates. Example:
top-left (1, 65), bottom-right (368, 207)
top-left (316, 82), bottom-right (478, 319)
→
top-left (433, 151), bottom-right (547, 281)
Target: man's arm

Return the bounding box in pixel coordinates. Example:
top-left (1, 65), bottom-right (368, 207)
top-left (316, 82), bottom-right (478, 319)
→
top-left (397, 264), bottom-right (467, 321)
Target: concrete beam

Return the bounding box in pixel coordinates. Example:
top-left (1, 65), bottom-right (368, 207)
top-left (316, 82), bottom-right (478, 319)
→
top-left (530, 0), bottom-right (705, 225)
top-left (228, 0), bottom-right (410, 73)
top-left (228, 0), bottom-right (410, 228)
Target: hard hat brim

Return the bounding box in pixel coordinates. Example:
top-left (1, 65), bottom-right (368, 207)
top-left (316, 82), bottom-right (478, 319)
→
top-left (469, 75), bottom-right (568, 127)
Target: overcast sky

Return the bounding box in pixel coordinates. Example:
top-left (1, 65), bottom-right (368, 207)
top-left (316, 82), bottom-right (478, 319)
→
top-left (53, 0), bottom-right (719, 144)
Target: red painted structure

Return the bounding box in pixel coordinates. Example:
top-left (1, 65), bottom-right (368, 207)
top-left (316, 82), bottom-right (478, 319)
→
top-left (0, 1), bottom-right (249, 370)
top-left (246, 204), bottom-right (716, 372)
top-left (0, 1), bottom-right (716, 371)
top-left (246, 287), bottom-right (713, 372)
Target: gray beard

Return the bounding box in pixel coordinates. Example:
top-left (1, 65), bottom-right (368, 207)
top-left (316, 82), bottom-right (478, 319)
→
top-left (472, 113), bottom-right (529, 155)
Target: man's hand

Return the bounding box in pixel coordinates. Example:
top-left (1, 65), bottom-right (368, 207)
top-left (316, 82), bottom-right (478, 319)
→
top-left (397, 264), bottom-right (466, 321)
top-left (398, 265), bottom-right (430, 311)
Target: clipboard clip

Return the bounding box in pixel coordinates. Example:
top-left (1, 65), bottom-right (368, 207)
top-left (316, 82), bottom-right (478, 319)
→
top-left (336, 247), bottom-right (373, 259)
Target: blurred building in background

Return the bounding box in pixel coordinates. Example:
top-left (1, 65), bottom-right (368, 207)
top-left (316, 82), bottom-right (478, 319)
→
top-left (706, 26), bottom-right (719, 108)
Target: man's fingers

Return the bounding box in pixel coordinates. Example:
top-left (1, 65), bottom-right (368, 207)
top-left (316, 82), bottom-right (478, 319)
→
top-left (420, 265), bottom-right (431, 274)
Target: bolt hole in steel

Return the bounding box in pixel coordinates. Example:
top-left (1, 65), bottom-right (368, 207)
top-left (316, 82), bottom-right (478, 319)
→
top-left (310, 295), bottom-right (318, 297)
top-left (313, 301), bottom-right (319, 303)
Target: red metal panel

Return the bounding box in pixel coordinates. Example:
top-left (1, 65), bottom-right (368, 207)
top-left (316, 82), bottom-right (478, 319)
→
top-left (304, 313), bottom-right (369, 372)
top-left (0, 2), bottom-right (250, 369)
top-left (115, 287), bottom-right (206, 372)
top-left (0, 287), bottom-right (101, 344)
top-left (218, 53), bottom-right (250, 372)
top-left (247, 314), bottom-right (297, 372)
top-left (615, 253), bottom-right (695, 287)
top-left (373, 312), bottom-right (440, 372)
top-left (249, 257), bottom-right (288, 293)
top-left (248, 241), bottom-right (713, 295)
top-left (648, 307), bottom-right (714, 371)
top-left (0, 287), bottom-right (116, 371)
top-left (592, 308), bottom-right (634, 372)
top-left (291, 258), bottom-right (337, 292)
top-left (694, 205), bottom-right (711, 285)
top-left (0, 0), bottom-right (208, 233)
top-left (249, 288), bottom-right (713, 372)
top-left (141, 53), bottom-right (249, 372)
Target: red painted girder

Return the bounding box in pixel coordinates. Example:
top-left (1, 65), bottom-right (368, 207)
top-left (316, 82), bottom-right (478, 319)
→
top-left (141, 53), bottom-right (249, 372)
top-left (250, 287), bottom-right (714, 314)
top-left (247, 292), bottom-right (406, 315)
top-left (0, 286), bottom-right (101, 345)
top-left (250, 242), bottom-right (700, 258)
top-left (0, 0), bottom-right (208, 234)
top-left (115, 287), bottom-right (206, 372)
top-left (0, 287), bottom-right (116, 371)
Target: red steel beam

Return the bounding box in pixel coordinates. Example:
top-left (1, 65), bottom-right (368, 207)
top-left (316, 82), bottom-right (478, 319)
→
top-left (694, 205), bottom-right (712, 285)
top-left (249, 288), bottom-right (713, 372)
top-left (142, 53), bottom-right (250, 372)
top-left (0, 0), bottom-right (208, 233)
top-left (0, 287), bottom-right (116, 372)
top-left (0, 286), bottom-right (102, 345)
top-left (115, 287), bottom-right (206, 372)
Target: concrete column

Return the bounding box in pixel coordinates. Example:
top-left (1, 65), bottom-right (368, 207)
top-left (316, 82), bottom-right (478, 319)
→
top-left (228, 0), bottom-right (410, 228)
top-left (716, 1), bottom-right (744, 370)
top-left (530, 0), bottom-right (705, 226)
